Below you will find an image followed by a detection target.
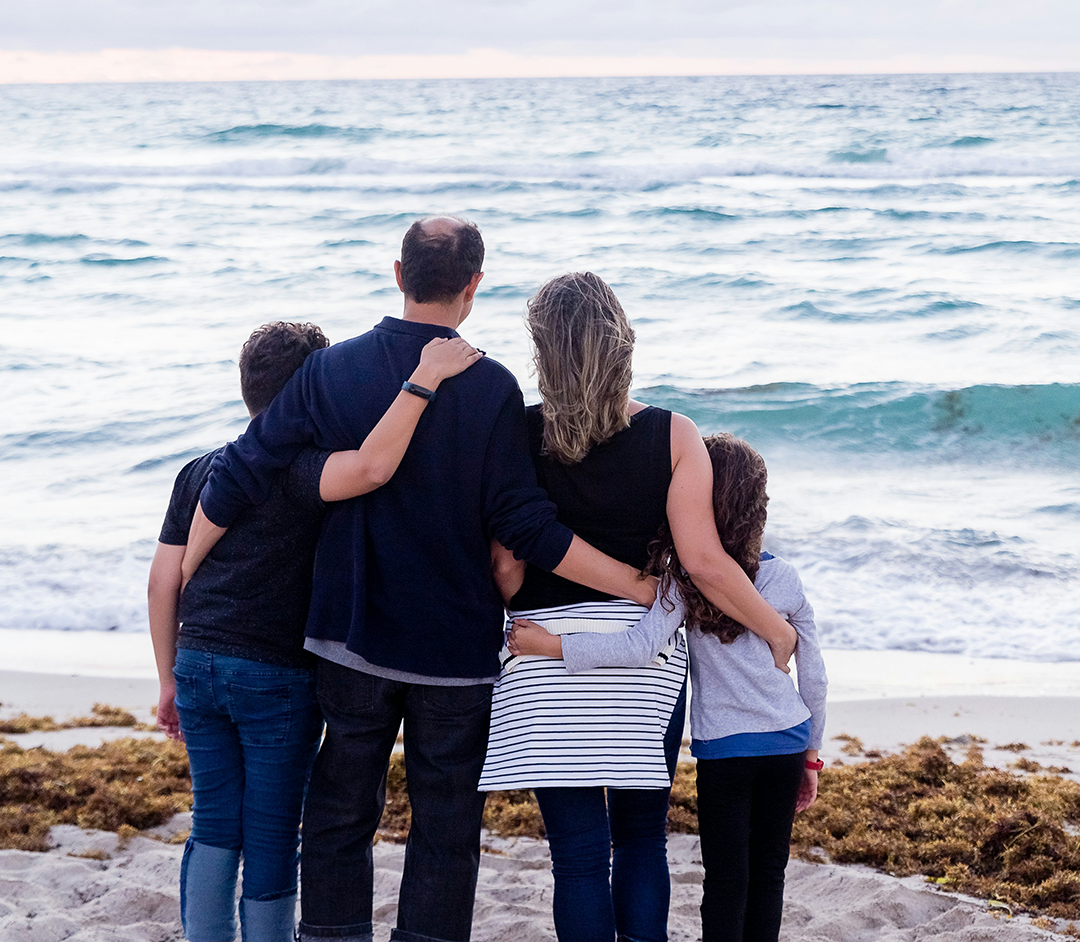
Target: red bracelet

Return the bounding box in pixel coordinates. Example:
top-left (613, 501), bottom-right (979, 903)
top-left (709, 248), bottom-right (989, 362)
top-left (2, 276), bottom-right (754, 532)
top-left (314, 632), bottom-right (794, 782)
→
top-left (805, 759), bottom-right (824, 771)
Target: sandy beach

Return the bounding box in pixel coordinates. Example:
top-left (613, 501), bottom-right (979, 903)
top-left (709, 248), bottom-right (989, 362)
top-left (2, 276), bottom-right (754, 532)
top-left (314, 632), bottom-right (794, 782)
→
top-left (1, 824), bottom-right (1069, 942)
top-left (3, 643), bottom-right (1080, 940)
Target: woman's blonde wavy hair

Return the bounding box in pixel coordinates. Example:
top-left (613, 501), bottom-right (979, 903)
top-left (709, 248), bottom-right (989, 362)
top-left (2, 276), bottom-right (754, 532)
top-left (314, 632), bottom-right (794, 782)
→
top-left (527, 272), bottom-right (635, 464)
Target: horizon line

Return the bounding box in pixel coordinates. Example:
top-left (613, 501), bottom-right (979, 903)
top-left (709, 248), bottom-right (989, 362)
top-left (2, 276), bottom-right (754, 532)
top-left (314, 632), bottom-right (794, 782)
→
top-left (2, 47), bottom-right (1079, 85)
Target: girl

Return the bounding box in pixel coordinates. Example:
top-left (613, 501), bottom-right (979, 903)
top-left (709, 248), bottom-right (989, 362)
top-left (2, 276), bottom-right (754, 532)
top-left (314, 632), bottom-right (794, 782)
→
top-left (510, 432), bottom-right (827, 942)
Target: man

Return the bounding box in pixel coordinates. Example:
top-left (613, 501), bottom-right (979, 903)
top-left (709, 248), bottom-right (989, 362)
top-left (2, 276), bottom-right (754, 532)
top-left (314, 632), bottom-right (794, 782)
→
top-left (193, 217), bottom-right (654, 942)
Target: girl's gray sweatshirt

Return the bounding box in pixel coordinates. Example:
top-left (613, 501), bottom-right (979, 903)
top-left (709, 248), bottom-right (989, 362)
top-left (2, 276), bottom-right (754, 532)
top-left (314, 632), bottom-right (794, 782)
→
top-left (560, 554), bottom-right (827, 750)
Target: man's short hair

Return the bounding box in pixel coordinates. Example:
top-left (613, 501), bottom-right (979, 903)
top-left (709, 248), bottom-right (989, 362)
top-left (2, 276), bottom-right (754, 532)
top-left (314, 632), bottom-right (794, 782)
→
top-left (399, 217), bottom-right (485, 304)
top-left (239, 322), bottom-right (329, 415)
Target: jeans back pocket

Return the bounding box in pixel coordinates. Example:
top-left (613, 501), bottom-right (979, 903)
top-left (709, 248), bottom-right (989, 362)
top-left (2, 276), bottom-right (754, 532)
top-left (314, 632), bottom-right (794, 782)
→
top-left (226, 682), bottom-right (292, 745)
top-left (173, 671), bottom-right (207, 732)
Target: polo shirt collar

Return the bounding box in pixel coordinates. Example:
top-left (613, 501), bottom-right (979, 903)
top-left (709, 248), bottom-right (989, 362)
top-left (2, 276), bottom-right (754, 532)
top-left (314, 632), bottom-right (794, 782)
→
top-left (376, 316), bottom-right (460, 340)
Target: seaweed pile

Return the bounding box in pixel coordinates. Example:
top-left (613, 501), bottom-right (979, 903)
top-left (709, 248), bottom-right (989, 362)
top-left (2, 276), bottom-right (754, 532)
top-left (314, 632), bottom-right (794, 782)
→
top-left (0, 735), bottom-right (191, 851)
top-left (791, 737), bottom-right (1080, 918)
top-left (0, 703), bottom-right (156, 734)
top-left (5, 710), bottom-right (1080, 919)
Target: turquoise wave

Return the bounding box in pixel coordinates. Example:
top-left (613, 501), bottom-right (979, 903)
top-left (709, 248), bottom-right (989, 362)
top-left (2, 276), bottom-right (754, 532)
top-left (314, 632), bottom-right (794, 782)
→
top-left (203, 123), bottom-right (379, 144)
top-left (947, 136), bottom-right (994, 148)
top-left (640, 382), bottom-right (1080, 458)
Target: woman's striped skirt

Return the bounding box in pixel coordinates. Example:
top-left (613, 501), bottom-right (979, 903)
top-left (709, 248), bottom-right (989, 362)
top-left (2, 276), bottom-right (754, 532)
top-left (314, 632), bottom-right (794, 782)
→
top-left (478, 599), bottom-right (687, 791)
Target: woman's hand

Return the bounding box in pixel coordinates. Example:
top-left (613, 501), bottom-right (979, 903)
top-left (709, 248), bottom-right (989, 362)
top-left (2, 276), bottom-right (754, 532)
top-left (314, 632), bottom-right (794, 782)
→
top-left (411, 337), bottom-right (484, 389)
top-left (796, 766), bottom-right (818, 812)
top-left (507, 619), bottom-right (563, 658)
top-left (771, 638), bottom-right (794, 674)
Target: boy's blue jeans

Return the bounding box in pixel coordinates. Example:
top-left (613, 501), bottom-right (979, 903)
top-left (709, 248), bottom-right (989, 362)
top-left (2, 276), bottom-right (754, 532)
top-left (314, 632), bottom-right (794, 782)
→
top-left (533, 680), bottom-right (687, 942)
top-left (174, 648), bottom-right (323, 942)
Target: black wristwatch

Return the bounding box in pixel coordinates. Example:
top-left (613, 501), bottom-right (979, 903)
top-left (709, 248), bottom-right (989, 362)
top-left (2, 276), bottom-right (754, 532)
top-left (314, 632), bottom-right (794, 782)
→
top-left (402, 381), bottom-right (437, 402)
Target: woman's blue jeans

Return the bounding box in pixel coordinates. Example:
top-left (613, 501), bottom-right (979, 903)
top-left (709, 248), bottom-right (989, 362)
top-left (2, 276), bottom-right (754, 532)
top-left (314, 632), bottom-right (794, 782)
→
top-left (174, 649), bottom-right (323, 942)
top-left (533, 680), bottom-right (687, 942)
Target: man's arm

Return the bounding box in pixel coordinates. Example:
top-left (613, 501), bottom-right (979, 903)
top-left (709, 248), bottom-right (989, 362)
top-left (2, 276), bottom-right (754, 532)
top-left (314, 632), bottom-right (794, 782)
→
top-left (551, 537), bottom-right (657, 607)
top-left (186, 354), bottom-right (324, 584)
top-left (183, 340), bottom-right (483, 585)
top-left (148, 542), bottom-right (185, 740)
top-left (199, 357), bottom-right (321, 528)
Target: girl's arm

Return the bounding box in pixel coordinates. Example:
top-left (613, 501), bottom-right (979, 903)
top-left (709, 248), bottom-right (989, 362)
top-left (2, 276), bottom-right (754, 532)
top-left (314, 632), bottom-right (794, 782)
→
top-left (667, 413), bottom-right (798, 668)
top-left (789, 578), bottom-right (827, 753)
top-left (320, 337), bottom-right (483, 501)
top-left (182, 337), bottom-right (483, 584)
top-left (491, 539), bottom-right (526, 606)
top-left (792, 597), bottom-right (826, 812)
top-left (148, 542), bottom-right (186, 741)
top-left (508, 584), bottom-right (685, 672)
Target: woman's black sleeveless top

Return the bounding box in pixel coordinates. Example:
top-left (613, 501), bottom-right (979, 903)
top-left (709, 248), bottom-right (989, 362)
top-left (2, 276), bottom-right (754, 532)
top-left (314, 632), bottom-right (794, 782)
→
top-left (510, 404), bottom-right (673, 610)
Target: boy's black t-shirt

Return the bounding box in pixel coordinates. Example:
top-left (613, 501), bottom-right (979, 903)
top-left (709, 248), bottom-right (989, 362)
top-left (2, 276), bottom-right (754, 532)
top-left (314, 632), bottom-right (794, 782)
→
top-left (159, 445), bottom-right (329, 668)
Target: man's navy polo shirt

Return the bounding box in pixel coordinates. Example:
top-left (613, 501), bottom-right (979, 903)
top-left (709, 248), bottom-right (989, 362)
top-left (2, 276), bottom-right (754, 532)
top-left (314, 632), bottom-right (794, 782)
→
top-left (200, 316), bottom-right (573, 680)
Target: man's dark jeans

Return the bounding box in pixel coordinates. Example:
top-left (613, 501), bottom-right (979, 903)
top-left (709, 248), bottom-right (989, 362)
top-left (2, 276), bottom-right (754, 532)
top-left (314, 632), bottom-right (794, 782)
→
top-left (298, 658), bottom-right (493, 942)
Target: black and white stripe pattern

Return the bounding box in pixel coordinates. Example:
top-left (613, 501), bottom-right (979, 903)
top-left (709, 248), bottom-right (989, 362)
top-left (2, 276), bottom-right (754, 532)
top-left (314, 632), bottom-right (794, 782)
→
top-left (498, 600), bottom-right (678, 673)
top-left (479, 600), bottom-right (687, 791)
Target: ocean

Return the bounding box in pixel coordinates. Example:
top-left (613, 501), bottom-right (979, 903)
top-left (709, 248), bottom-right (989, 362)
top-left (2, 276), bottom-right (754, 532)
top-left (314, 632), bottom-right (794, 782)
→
top-left (1, 73), bottom-right (1077, 661)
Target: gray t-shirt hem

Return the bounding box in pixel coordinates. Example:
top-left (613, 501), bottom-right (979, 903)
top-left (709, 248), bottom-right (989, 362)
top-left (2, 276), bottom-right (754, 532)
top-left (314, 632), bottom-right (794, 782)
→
top-left (305, 638), bottom-right (498, 686)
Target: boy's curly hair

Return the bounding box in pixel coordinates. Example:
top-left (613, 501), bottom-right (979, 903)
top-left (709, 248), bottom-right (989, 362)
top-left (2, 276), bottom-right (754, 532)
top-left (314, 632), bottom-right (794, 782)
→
top-left (239, 322), bottom-right (329, 415)
top-left (648, 433), bottom-right (769, 642)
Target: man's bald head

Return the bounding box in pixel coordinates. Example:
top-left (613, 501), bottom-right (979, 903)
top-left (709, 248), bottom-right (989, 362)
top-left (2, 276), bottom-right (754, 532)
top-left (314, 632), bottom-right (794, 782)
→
top-left (399, 216), bottom-right (485, 304)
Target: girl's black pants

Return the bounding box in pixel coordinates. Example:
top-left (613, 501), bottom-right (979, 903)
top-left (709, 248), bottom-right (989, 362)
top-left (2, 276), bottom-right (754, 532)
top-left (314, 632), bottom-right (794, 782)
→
top-left (695, 751), bottom-right (805, 942)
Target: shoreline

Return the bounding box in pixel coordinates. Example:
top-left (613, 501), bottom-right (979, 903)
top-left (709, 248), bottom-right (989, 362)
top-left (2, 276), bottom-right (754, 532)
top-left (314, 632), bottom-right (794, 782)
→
top-left (4, 625), bottom-right (1080, 699)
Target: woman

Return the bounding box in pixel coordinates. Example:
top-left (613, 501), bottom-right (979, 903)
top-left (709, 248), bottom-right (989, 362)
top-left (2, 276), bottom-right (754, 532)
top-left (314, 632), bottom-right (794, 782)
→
top-left (478, 272), bottom-right (798, 942)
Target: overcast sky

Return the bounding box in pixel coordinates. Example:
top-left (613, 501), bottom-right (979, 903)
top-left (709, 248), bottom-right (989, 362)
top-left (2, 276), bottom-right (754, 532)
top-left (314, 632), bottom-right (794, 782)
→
top-left (6, 0), bottom-right (1080, 57)
top-left (3, 0), bottom-right (1079, 80)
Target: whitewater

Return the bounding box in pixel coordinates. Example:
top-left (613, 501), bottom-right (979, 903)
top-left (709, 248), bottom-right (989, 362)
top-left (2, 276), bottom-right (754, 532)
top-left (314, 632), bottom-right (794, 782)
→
top-left (0, 73), bottom-right (1077, 661)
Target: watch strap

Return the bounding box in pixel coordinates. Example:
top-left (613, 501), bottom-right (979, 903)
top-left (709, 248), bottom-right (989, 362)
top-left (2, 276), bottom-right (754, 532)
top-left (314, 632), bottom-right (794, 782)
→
top-left (402, 381), bottom-right (437, 402)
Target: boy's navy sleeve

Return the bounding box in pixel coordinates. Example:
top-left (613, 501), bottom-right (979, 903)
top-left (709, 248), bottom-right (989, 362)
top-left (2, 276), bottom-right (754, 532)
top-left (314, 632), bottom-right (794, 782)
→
top-left (482, 388), bottom-right (574, 572)
top-left (200, 362), bottom-right (321, 527)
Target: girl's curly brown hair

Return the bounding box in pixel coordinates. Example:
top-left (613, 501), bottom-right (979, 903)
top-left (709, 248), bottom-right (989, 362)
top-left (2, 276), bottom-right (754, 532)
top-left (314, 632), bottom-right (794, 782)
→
top-left (648, 433), bottom-right (769, 642)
